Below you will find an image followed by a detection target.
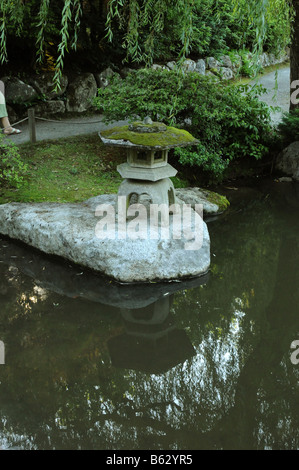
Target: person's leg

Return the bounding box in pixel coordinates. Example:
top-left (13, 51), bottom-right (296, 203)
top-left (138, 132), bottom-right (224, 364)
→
top-left (1, 116), bottom-right (12, 133)
top-left (0, 94), bottom-right (21, 134)
top-left (0, 92), bottom-right (10, 132)
top-left (1, 116), bottom-right (21, 134)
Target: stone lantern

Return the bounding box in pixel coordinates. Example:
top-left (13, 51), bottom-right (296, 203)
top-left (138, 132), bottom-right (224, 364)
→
top-left (99, 118), bottom-right (198, 212)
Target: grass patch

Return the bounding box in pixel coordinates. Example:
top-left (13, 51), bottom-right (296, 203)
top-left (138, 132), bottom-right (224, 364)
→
top-left (0, 134), bottom-right (125, 204)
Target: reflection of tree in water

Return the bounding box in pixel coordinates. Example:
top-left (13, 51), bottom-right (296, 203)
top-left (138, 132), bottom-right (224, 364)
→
top-left (0, 183), bottom-right (298, 449)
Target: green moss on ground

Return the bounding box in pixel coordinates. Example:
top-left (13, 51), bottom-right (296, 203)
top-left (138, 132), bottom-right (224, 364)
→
top-left (0, 134), bottom-right (125, 204)
top-left (0, 133), bottom-right (229, 213)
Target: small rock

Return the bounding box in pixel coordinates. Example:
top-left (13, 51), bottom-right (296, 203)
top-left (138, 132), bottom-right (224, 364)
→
top-left (94, 67), bottom-right (120, 89)
top-left (219, 55), bottom-right (233, 68)
top-left (195, 59), bottom-right (206, 75)
top-left (219, 67), bottom-right (234, 80)
top-left (184, 118), bottom-right (192, 126)
top-left (66, 73), bottom-right (98, 113)
top-left (166, 61), bottom-right (177, 70)
top-left (151, 64), bottom-right (163, 70)
top-left (144, 116), bottom-right (153, 125)
top-left (206, 57), bottom-right (220, 70)
top-left (182, 59), bottom-right (197, 72)
top-left (259, 52), bottom-right (271, 68)
top-left (33, 100), bottom-right (65, 117)
top-left (275, 141), bottom-right (299, 181)
top-left (277, 177), bottom-right (293, 182)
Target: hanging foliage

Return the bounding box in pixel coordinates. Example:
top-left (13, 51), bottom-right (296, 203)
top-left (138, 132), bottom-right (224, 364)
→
top-left (0, 0), bottom-right (293, 90)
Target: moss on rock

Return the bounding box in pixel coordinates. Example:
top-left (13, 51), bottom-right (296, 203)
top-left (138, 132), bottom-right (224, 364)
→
top-left (100, 123), bottom-right (198, 149)
top-left (203, 189), bottom-right (230, 213)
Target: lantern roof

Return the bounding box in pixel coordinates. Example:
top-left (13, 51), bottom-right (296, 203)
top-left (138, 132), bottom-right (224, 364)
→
top-left (99, 119), bottom-right (198, 150)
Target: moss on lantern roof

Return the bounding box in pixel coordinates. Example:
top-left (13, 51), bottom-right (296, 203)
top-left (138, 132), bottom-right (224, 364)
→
top-left (99, 122), bottom-right (198, 149)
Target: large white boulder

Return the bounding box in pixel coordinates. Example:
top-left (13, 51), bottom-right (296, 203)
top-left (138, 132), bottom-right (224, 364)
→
top-left (0, 195), bottom-right (210, 283)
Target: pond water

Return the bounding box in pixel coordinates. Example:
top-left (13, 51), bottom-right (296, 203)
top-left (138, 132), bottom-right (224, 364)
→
top-left (0, 178), bottom-right (298, 450)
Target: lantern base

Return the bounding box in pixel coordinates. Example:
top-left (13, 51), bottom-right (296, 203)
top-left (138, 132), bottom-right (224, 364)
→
top-left (117, 177), bottom-right (177, 213)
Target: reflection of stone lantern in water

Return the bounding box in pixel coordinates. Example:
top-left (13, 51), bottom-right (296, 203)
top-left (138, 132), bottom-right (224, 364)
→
top-left (99, 118), bottom-right (198, 213)
top-left (107, 295), bottom-right (196, 374)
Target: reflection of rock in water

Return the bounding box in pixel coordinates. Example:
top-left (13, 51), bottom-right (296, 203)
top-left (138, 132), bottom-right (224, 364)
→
top-left (0, 236), bottom-right (209, 309)
top-left (0, 236), bottom-right (203, 374)
top-left (108, 296), bottom-right (196, 374)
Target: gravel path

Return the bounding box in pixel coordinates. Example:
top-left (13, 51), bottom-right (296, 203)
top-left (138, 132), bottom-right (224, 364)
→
top-left (4, 65), bottom-right (291, 145)
top-left (250, 65), bottom-right (290, 125)
top-left (6, 114), bottom-right (129, 145)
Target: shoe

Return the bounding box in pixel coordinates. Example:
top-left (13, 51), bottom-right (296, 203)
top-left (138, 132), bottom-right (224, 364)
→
top-left (4, 128), bottom-right (22, 135)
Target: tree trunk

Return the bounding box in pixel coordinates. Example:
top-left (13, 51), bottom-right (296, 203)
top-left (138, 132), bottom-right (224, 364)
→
top-left (290, 0), bottom-right (299, 111)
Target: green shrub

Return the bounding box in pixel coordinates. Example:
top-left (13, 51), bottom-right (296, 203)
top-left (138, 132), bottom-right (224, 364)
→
top-left (94, 68), bottom-right (273, 179)
top-left (277, 110), bottom-right (299, 145)
top-left (238, 50), bottom-right (257, 78)
top-left (0, 134), bottom-right (28, 188)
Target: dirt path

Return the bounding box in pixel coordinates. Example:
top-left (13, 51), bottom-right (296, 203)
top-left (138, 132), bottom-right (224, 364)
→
top-left (5, 65), bottom-right (290, 145)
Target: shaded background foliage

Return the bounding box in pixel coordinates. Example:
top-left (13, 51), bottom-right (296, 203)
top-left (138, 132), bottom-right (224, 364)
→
top-left (94, 68), bottom-right (274, 181)
top-left (0, 0), bottom-right (291, 77)
top-left (0, 0), bottom-right (293, 185)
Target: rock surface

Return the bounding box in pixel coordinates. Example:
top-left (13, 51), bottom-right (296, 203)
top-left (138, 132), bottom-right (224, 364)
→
top-left (219, 55), bottom-right (233, 68)
top-left (27, 72), bottom-right (68, 99)
top-left (182, 59), bottom-right (197, 72)
top-left (66, 73), bottom-right (98, 112)
top-left (275, 141), bottom-right (299, 181)
top-left (33, 100), bottom-right (65, 116)
top-left (2, 77), bottom-right (38, 104)
top-left (206, 57), bottom-right (221, 70)
top-left (219, 67), bottom-right (234, 80)
top-left (94, 67), bottom-right (120, 89)
top-left (0, 195), bottom-right (210, 283)
top-left (195, 59), bottom-right (206, 75)
top-left (175, 187), bottom-right (230, 215)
